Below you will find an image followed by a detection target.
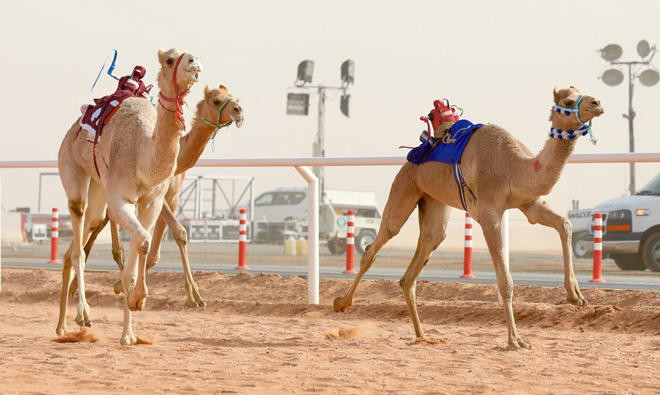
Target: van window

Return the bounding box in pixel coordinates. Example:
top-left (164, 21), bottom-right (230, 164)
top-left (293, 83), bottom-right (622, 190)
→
top-left (273, 192), bottom-right (292, 205)
top-left (290, 192), bottom-right (305, 205)
top-left (255, 193), bottom-right (274, 206)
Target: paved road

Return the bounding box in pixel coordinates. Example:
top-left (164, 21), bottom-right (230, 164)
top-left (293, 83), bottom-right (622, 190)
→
top-left (3, 257), bottom-right (660, 291)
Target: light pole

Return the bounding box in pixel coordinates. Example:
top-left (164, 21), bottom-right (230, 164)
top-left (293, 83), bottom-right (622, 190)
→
top-left (286, 59), bottom-right (354, 199)
top-left (598, 40), bottom-right (659, 195)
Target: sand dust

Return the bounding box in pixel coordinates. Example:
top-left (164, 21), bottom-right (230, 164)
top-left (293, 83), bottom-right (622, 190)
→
top-left (1, 268), bottom-right (659, 393)
top-left (52, 328), bottom-right (99, 343)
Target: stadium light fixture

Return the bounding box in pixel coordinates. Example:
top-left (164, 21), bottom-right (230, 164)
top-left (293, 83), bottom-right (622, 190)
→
top-left (598, 40), bottom-right (658, 195)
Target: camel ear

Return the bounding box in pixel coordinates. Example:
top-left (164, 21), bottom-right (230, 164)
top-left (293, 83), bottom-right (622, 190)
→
top-left (158, 49), bottom-right (176, 67)
top-left (553, 86), bottom-right (560, 104)
top-left (218, 84), bottom-right (227, 91)
top-left (204, 86), bottom-right (211, 100)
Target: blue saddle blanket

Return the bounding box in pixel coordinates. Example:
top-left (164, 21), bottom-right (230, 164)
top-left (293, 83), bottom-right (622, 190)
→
top-left (407, 119), bottom-right (483, 165)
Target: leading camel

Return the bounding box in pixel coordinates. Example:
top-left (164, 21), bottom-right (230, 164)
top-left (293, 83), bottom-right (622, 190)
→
top-left (56, 48), bottom-right (202, 345)
top-left (333, 86), bottom-right (604, 349)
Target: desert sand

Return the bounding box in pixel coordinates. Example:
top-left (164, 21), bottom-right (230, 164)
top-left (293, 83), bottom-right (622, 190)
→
top-left (0, 268), bottom-right (658, 394)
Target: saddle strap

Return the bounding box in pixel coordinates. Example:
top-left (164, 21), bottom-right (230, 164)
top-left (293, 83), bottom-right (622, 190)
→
top-left (452, 162), bottom-right (477, 211)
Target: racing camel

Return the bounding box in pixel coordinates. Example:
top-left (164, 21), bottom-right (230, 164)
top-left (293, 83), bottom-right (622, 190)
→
top-left (333, 86), bottom-right (604, 349)
top-left (71, 85), bottom-right (244, 307)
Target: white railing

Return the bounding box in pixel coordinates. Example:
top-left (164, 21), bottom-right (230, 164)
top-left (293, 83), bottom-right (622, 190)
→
top-left (1, 152), bottom-right (659, 300)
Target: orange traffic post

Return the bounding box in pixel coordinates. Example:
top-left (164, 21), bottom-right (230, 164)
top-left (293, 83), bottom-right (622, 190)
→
top-left (590, 212), bottom-right (605, 283)
top-left (343, 210), bottom-right (357, 274)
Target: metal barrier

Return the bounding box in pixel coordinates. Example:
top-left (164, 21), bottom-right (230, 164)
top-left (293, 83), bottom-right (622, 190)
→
top-left (1, 153), bottom-right (660, 301)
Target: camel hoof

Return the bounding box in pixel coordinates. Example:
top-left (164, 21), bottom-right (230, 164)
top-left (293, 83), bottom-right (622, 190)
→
top-left (120, 335), bottom-right (137, 346)
top-left (127, 288), bottom-right (147, 311)
top-left (114, 281), bottom-right (123, 295)
top-left (333, 297), bottom-right (350, 312)
top-left (55, 326), bottom-right (66, 337)
top-left (198, 301), bottom-right (207, 307)
top-left (507, 336), bottom-right (531, 350)
top-left (414, 336), bottom-right (448, 345)
top-left (568, 297), bottom-right (588, 307)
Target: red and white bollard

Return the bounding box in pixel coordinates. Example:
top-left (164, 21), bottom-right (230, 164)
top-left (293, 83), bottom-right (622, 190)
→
top-left (343, 210), bottom-right (357, 274)
top-left (461, 212), bottom-right (476, 278)
top-left (49, 207), bottom-right (60, 263)
top-left (590, 212), bottom-right (605, 283)
top-left (235, 209), bottom-right (249, 270)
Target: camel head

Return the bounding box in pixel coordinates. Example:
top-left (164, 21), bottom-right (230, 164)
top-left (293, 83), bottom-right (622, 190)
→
top-left (157, 48), bottom-right (203, 98)
top-left (198, 85), bottom-right (245, 129)
top-left (550, 86), bottom-right (604, 132)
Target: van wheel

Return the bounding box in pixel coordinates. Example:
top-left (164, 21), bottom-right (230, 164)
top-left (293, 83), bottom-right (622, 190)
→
top-left (611, 253), bottom-right (646, 271)
top-left (641, 232), bottom-right (660, 272)
top-left (327, 237), bottom-right (346, 255)
top-left (356, 231), bottom-right (376, 255)
top-left (572, 233), bottom-right (592, 259)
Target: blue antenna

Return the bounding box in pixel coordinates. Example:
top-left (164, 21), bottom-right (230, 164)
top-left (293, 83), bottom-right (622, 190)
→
top-left (90, 49), bottom-right (119, 92)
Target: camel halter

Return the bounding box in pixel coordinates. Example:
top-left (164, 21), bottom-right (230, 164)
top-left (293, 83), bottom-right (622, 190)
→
top-left (159, 53), bottom-right (189, 130)
top-left (197, 96), bottom-right (235, 151)
top-left (551, 95), bottom-right (597, 144)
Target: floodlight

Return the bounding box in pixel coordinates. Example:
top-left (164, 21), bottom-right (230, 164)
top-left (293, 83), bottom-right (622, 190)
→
top-left (296, 60), bottom-right (314, 85)
top-left (340, 94), bottom-right (350, 117)
top-left (639, 68), bottom-right (660, 87)
top-left (637, 40), bottom-right (651, 58)
top-left (600, 44), bottom-right (623, 61)
top-left (287, 93), bottom-right (310, 115)
top-left (601, 68), bottom-right (624, 86)
top-left (340, 59), bottom-right (355, 85)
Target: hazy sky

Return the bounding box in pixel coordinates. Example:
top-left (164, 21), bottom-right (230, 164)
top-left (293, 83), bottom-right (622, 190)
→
top-left (1, 0), bottom-right (659, 251)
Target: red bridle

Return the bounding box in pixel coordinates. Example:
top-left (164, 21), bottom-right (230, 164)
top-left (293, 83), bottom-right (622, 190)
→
top-left (158, 53), bottom-right (189, 130)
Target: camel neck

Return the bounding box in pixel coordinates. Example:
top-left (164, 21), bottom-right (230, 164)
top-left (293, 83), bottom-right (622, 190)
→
top-left (175, 118), bottom-right (218, 175)
top-left (140, 91), bottom-right (185, 184)
top-left (526, 131), bottom-right (577, 196)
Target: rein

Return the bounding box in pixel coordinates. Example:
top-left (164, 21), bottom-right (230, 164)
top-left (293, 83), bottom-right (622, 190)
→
top-left (551, 95), bottom-right (597, 144)
top-left (158, 53), bottom-right (188, 130)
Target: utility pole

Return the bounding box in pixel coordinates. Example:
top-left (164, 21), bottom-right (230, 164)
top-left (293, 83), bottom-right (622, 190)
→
top-left (313, 86), bottom-right (326, 196)
top-left (623, 64), bottom-right (636, 195)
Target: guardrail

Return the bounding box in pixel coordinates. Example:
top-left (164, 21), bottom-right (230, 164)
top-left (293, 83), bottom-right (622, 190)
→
top-left (1, 152), bottom-right (659, 300)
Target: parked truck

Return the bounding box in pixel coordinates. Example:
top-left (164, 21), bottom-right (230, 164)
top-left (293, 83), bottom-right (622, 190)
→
top-left (568, 172), bottom-right (660, 271)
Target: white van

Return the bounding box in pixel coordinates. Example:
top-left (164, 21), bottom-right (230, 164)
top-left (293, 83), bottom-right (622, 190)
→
top-left (249, 187), bottom-right (382, 254)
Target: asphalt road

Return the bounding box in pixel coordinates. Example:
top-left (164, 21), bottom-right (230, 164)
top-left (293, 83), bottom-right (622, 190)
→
top-left (3, 257), bottom-right (660, 291)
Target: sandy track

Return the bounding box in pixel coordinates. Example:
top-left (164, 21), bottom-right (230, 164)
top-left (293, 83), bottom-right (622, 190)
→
top-left (0, 268), bottom-right (659, 394)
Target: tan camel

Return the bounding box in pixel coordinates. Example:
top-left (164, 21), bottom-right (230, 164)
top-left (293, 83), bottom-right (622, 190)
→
top-left (56, 48), bottom-right (202, 345)
top-left (71, 85), bottom-right (244, 306)
top-left (333, 86), bottom-right (603, 349)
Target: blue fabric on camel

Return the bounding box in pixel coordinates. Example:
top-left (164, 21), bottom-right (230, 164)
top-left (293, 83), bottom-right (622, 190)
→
top-left (407, 119), bottom-right (483, 165)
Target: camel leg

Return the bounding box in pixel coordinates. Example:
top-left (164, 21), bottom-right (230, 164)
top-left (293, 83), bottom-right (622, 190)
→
top-left (68, 214), bottom-right (110, 297)
top-left (152, 202), bottom-right (204, 307)
top-left (106, 197), bottom-right (151, 311)
top-left (479, 211), bottom-right (530, 350)
top-left (110, 220), bottom-right (126, 295)
top-left (519, 199), bottom-right (587, 305)
top-left (71, 181), bottom-right (107, 327)
top-left (110, 220), bottom-right (125, 272)
top-left (108, 194), bottom-right (162, 345)
top-left (56, 245), bottom-right (73, 336)
top-left (334, 164), bottom-right (423, 312)
top-left (400, 197), bottom-right (450, 344)
top-left (56, 153), bottom-right (90, 335)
